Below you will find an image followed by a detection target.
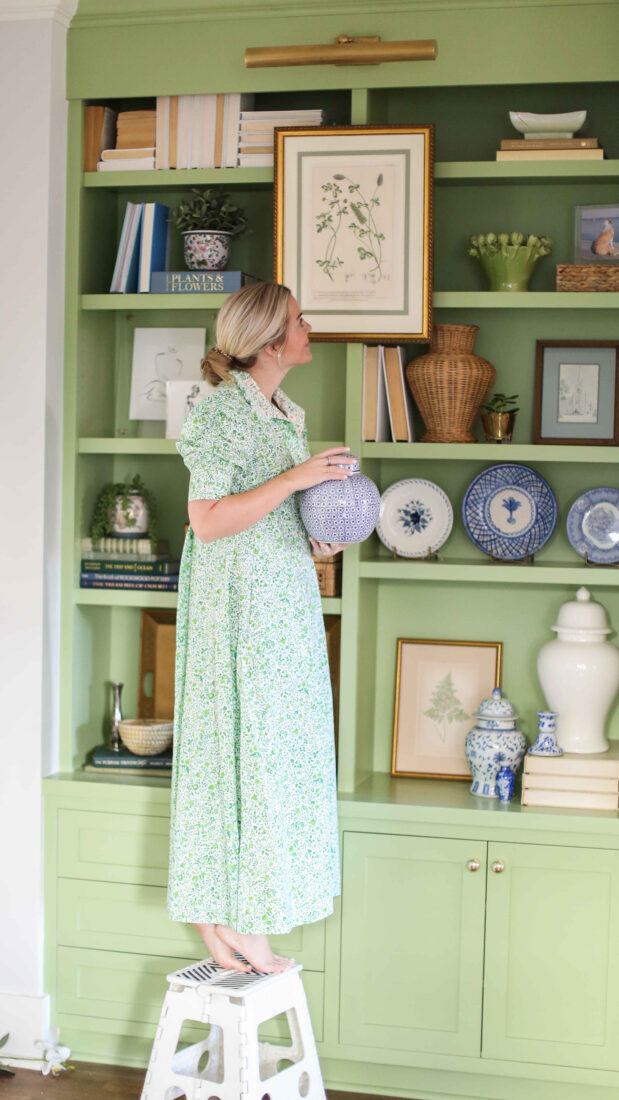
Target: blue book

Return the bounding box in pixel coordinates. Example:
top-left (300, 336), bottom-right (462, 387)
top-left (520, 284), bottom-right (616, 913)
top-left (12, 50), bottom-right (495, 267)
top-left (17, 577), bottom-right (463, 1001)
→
top-left (110, 202), bottom-right (144, 293)
top-left (80, 573), bottom-right (178, 590)
top-left (138, 202), bottom-right (171, 293)
top-left (149, 270), bottom-right (253, 293)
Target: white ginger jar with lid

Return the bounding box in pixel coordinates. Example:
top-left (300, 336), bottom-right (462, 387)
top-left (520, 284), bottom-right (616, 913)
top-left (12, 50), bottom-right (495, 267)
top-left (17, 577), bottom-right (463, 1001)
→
top-left (464, 688), bottom-right (526, 798)
top-left (537, 586), bottom-right (619, 754)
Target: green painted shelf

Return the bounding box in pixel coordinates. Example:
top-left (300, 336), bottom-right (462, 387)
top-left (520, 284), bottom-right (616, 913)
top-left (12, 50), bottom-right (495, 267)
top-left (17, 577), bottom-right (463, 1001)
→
top-left (78, 437), bottom-right (342, 454)
top-left (359, 558), bottom-right (619, 586)
top-left (73, 588), bottom-right (342, 613)
top-left (81, 291), bottom-right (619, 311)
top-left (83, 161), bottom-right (619, 188)
top-left (361, 442), bottom-right (619, 463)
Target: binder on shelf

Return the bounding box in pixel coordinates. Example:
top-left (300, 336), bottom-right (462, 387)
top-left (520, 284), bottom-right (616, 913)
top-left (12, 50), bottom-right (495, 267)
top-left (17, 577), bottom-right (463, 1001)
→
top-left (362, 345), bottom-right (390, 442)
top-left (381, 345), bottom-right (415, 442)
top-left (110, 202), bottom-right (144, 293)
top-left (138, 202), bottom-right (171, 293)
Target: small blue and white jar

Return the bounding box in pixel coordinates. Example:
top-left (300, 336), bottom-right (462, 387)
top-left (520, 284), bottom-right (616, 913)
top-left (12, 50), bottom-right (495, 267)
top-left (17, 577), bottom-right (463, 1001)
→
top-left (464, 688), bottom-right (526, 799)
top-left (496, 765), bottom-right (516, 802)
top-left (299, 454), bottom-right (381, 544)
top-left (528, 710), bottom-right (563, 756)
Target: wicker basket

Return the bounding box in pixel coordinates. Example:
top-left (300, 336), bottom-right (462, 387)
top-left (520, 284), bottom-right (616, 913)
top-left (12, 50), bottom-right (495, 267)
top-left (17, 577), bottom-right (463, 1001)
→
top-left (556, 264), bottom-right (619, 291)
top-left (119, 718), bottom-right (174, 756)
top-left (313, 554), bottom-right (342, 597)
top-left (405, 324), bottom-right (496, 443)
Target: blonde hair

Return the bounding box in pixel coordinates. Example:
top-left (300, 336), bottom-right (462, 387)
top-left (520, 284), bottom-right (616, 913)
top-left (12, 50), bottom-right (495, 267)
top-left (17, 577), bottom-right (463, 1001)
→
top-left (201, 282), bottom-right (291, 386)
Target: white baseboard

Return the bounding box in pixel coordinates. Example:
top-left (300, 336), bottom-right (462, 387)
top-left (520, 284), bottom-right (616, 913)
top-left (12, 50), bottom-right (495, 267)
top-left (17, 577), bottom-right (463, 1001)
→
top-left (0, 991), bottom-right (53, 1069)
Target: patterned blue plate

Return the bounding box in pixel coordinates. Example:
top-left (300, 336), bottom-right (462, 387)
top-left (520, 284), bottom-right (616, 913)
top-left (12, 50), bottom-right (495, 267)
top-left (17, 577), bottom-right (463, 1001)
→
top-left (376, 478), bottom-right (453, 558)
top-left (462, 464), bottom-right (557, 560)
top-left (566, 488), bottom-right (619, 564)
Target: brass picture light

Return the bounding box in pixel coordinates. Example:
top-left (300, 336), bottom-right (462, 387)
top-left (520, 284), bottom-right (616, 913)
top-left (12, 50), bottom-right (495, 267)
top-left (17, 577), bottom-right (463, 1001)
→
top-left (245, 35), bottom-right (437, 69)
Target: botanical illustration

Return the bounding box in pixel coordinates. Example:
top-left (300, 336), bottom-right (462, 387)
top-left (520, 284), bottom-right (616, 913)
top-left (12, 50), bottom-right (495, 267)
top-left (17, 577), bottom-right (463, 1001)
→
top-left (558, 362), bottom-right (599, 423)
top-left (315, 172), bottom-right (386, 283)
top-left (424, 673), bottom-right (469, 742)
top-left (398, 499), bottom-right (432, 536)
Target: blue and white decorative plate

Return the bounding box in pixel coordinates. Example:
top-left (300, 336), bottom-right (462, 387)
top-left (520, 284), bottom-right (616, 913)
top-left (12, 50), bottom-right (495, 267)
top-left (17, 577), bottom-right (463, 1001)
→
top-left (376, 478), bottom-right (453, 558)
top-left (566, 488), bottom-right (619, 564)
top-left (462, 464), bottom-right (557, 560)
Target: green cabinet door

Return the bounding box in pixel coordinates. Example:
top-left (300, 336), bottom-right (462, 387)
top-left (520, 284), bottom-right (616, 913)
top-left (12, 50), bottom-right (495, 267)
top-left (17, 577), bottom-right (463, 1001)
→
top-left (339, 831), bottom-right (486, 1056)
top-left (483, 841), bottom-right (619, 1071)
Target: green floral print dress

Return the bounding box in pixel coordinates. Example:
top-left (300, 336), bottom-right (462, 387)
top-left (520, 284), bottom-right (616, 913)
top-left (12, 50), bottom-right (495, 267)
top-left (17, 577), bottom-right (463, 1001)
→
top-left (167, 368), bottom-right (341, 935)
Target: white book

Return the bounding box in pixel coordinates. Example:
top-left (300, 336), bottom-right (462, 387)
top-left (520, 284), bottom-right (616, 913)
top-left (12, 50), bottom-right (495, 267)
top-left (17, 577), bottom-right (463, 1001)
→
top-left (224, 92), bottom-right (255, 167)
top-left (98, 159), bottom-right (155, 171)
top-left (362, 345), bottom-right (390, 442)
top-left (240, 109), bottom-right (323, 120)
top-left (381, 345), bottom-right (415, 442)
top-left (110, 202), bottom-right (139, 292)
top-left (190, 95), bottom-right (203, 169)
top-left (524, 744), bottom-right (619, 778)
top-left (238, 133), bottom-right (275, 146)
top-left (239, 118), bottom-right (323, 132)
top-left (237, 153), bottom-right (274, 167)
top-left (177, 95), bottom-right (193, 170)
top-left (155, 96), bottom-right (169, 170)
top-left (523, 774), bottom-right (619, 794)
top-left (521, 788), bottom-right (619, 811)
top-left (101, 147), bottom-right (155, 160)
top-left (201, 94), bottom-right (218, 168)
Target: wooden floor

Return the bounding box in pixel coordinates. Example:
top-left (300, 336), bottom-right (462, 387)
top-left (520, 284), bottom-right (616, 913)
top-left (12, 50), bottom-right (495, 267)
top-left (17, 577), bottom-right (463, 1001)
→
top-left (0, 1060), bottom-right (390, 1099)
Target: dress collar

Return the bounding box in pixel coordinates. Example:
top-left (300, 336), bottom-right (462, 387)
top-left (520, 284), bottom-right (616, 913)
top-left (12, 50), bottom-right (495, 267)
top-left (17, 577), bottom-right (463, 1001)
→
top-left (231, 368), bottom-right (306, 434)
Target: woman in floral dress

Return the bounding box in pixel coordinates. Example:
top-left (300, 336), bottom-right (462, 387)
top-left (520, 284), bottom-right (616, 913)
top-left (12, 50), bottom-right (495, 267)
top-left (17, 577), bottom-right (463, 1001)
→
top-left (167, 282), bottom-right (353, 974)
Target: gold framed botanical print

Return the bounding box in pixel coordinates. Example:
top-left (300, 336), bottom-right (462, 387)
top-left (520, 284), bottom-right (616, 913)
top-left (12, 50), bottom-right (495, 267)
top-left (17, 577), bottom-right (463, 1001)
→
top-left (392, 638), bottom-right (502, 779)
top-left (274, 124), bottom-right (434, 342)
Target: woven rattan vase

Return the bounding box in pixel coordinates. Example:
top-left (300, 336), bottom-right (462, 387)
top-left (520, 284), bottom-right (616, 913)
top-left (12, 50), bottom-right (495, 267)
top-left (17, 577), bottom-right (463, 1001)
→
top-left (406, 324), bottom-right (496, 443)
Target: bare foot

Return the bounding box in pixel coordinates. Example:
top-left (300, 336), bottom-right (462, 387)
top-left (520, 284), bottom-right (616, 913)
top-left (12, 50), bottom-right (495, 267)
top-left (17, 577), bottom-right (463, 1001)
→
top-left (194, 923), bottom-right (251, 973)
top-left (215, 925), bottom-right (295, 974)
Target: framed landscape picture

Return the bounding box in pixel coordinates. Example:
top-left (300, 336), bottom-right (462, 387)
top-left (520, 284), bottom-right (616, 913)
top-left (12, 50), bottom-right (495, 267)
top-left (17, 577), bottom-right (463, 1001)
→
top-left (392, 639), bottom-right (502, 780)
top-left (533, 340), bottom-right (619, 446)
top-left (274, 124), bottom-right (434, 342)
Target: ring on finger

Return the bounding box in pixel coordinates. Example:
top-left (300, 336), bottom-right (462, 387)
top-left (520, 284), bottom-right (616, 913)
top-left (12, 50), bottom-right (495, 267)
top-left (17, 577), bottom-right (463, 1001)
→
top-left (326, 455), bottom-right (331, 466)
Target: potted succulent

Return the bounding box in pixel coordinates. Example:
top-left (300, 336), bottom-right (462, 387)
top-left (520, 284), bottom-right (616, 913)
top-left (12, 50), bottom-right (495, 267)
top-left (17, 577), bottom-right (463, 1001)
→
top-left (480, 392), bottom-right (520, 442)
top-left (172, 187), bottom-right (249, 271)
top-left (90, 474), bottom-right (158, 547)
top-left (468, 232), bottom-right (553, 291)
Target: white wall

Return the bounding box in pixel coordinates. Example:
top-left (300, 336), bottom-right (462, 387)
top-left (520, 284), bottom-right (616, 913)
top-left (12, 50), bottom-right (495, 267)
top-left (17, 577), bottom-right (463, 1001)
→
top-left (0, 1), bottom-right (75, 1060)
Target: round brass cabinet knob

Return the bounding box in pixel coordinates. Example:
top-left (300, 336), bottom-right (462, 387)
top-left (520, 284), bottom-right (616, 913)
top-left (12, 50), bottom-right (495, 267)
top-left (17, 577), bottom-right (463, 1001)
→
top-left (491, 860), bottom-right (505, 874)
top-left (466, 858), bottom-right (481, 872)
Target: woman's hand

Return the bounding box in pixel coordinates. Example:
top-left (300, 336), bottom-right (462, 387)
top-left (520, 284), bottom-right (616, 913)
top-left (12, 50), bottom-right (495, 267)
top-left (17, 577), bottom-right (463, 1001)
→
top-left (309, 536), bottom-right (348, 557)
top-left (282, 447), bottom-right (356, 493)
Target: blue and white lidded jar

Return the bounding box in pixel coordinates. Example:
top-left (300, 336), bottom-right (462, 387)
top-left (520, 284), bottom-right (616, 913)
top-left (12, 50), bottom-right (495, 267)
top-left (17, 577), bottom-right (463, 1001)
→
top-left (464, 688), bottom-right (526, 799)
top-left (299, 454), bottom-right (381, 544)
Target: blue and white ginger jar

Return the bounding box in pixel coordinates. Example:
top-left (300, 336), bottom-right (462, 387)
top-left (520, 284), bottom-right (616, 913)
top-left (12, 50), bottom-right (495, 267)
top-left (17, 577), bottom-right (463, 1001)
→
top-left (299, 455), bottom-right (381, 544)
top-left (464, 688), bottom-right (526, 799)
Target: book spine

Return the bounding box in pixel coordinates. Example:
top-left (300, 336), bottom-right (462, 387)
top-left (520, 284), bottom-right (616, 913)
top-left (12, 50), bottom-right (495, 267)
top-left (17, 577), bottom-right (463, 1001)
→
top-left (89, 757), bottom-right (171, 769)
top-left (524, 756), bottom-right (619, 779)
top-left (521, 789), bottom-right (618, 810)
top-left (82, 537), bottom-right (157, 554)
top-left (500, 137), bottom-right (599, 150)
top-left (149, 270), bottom-right (244, 292)
top-left (80, 574), bottom-right (178, 590)
top-left (523, 775), bottom-right (619, 794)
top-left (81, 558), bottom-right (177, 575)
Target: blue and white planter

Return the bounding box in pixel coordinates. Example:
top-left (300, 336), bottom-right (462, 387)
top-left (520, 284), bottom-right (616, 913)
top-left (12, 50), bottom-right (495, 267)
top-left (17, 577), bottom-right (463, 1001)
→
top-left (465, 688), bottom-right (526, 799)
top-left (299, 455), bottom-right (380, 544)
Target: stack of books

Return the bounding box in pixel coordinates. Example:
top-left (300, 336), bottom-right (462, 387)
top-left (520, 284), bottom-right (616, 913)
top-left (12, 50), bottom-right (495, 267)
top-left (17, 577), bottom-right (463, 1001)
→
top-left (521, 745), bottom-right (619, 811)
top-left (85, 743), bottom-right (173, 777)
top-left (362, 345), bottom-right (415, 442)
top-left (238, 108), bottom-right (324, 167)
top-left (80, 536), bottom-right (179, 592)
top-left (98, 109), bottom-right (157, 171)
top-left (496, 138), bottom-right (604, 162)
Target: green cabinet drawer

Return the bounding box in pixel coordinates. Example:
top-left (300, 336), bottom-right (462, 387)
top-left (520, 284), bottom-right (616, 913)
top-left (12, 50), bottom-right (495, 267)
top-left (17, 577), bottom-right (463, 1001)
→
top-left (58, 809), bottom-right (170, 885)
top-left (57, 878), bottom-right (326, 971)
top-left (57, 946), bottom-right (324, 1042)
top-left (483, 842), bottom-right (619, 1071)
top-left (339, 831), bottom-right (486, 1057)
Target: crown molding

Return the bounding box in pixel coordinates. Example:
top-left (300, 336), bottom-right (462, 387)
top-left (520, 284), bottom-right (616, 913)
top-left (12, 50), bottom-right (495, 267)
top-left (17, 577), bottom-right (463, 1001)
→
top-left (70, 0), bottom-right (617, 29)
top-left (0, 0), bottom-right (78, 26)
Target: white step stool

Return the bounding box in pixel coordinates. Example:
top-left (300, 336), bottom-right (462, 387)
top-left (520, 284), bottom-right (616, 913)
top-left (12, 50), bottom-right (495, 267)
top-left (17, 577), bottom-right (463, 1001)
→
top-left (140, 954), bottom-right (327, 1100)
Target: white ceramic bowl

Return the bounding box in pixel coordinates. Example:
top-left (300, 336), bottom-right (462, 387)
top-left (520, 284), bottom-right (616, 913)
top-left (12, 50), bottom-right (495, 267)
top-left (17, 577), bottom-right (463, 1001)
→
top-left (509, 109), bottom-right (586, 136)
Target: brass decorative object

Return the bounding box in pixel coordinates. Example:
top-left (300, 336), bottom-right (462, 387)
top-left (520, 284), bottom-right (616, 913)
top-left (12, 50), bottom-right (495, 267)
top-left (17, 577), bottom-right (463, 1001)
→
top-left (481, 411), bottom-right (516, 443)
top-left (245, 35), bottom-right (437, 69)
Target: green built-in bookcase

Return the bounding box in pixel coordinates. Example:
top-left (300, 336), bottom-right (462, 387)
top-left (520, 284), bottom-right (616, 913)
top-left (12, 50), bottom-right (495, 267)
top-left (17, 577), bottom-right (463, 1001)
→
top-left (44, 1), bottom-right (619, 1093)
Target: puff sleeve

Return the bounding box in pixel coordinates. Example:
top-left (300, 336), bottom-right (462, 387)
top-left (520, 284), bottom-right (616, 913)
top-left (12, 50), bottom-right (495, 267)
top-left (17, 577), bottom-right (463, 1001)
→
top-left (177, 399), bottom-right (245, 502)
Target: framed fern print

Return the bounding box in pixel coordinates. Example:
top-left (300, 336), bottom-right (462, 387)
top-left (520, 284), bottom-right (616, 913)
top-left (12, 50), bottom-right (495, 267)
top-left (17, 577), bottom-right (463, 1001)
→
top-left (274, 124), bottom-right (434, 342)
top-left (392, 639), bottom-right (502, 779)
